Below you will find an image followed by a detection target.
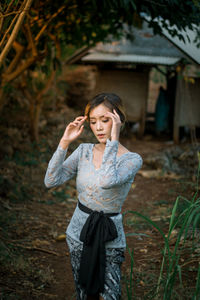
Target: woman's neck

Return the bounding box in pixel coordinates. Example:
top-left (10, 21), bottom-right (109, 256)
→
top-left (95, 143), bottom-right (106, 152)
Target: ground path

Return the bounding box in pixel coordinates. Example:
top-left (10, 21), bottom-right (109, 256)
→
top-left (40, 137), bottom-right (182, 300)
top-left (1, 135), bottom-right (193, 300)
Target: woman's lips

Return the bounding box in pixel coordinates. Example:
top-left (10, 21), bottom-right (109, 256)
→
top-left (97, 134), bottom-right (105, 138)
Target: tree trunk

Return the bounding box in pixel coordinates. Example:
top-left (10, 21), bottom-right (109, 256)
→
top-left (0, 83), bottom-right (7, 112)
top-left (29, 100), bottom-right (43, 143)
top-left (29, 70), bottom-right (55, 142)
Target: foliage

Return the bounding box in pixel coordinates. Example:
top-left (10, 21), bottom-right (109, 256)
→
top-left (1, 0), bottom-right (200, 81)
top-left (124, 154), bottom-right (200, 299)
top-left (0, 0), bottom-right (200, 141)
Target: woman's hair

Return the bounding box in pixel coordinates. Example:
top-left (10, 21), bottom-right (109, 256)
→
top-left (85, 93), bottom-right (126, 125)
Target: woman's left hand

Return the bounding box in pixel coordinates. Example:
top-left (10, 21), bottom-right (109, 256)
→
top-left (104, 109), bottom-right (122, 141)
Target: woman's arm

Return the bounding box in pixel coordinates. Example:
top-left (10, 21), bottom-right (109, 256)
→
top-left (44, 115), bottom-right (87, 188)
top-left (44, 144), bottom-right (82, 188)
top-left (99, 139), bottom-right (142, 189)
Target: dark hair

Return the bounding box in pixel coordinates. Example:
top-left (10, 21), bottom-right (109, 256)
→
top-left (85, 93), bottom-right (126, 125)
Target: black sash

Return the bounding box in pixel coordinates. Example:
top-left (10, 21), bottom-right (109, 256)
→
top-left (78, 201), bottom-right (119, 295)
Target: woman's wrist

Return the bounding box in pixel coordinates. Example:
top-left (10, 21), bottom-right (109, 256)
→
top-left (111, 131), bottom-right (120, 141)
top-left (111, 136), bottom-right (119, 141)
top-left (59, 138), bottom-right (71, 150)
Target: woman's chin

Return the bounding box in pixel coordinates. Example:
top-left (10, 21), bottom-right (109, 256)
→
top-left (97, 136), bottom-right (107, 143)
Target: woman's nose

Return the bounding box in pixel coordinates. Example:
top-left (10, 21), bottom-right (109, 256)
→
top-left (96, 121), bottom-right (102, 130)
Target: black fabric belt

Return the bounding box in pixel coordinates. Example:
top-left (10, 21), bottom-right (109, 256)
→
top-left (78, 201), bottom-right (119, 295)
top-left (78, 200), bottom-right (119, 217)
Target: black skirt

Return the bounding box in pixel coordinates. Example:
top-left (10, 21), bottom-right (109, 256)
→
top-left (66, 235), bottom-right (125, 300)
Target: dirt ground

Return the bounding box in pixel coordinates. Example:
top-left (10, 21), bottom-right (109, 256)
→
top-left (0, 103), bottom-right (199, 300)
top-left (41, 138), bottom-right (194, 300)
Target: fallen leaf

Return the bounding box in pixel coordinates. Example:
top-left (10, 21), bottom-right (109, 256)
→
top-left (56, 234), bottom-right (66, 241)
top-left (131, 183), bottom-right (136, 189)
top-left (138, 170), bottom-right (163, 178)
top-left (140, 280), bottom-right (145, 286)
top-left (32, 239), bottom-right (50, 247)
top-left (140, 248), bottom-right (148, 254)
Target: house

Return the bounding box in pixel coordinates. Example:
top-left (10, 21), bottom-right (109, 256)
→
top-left (67, 21), bottom-right (200, 142)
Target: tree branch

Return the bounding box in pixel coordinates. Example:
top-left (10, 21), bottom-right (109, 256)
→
top-left (10, 243), bottom-right (62, 256)
top-left (0, 0), bottom-right (25, 46)
top-left (35, 5), bottom-right (65, 44)
top-left (0, 0), bottom-right (33, 67)
top-left (36, 70), bottom-right (55, 103)
top-left (144, 0), bottom-right (167, 6)
top-left (6, 41), bottom-right (24, 74)
top-left (3, 55), bottom-right (36, 82)
top-left (48, 32), bottom-right (61, 58)
top-left (0, 4), bottom-right (3, 32)
top-left (0, 9), bottom-right (27, 19)
top-left (24, 20), bottom-right (37, 57)
top-left (0, 14), bottom-right (18, 49)
top-left (5, 0), bottom-right (16, 14)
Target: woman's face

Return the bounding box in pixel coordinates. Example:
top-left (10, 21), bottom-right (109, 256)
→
top-left (89, 103), bottom-right (113, 143)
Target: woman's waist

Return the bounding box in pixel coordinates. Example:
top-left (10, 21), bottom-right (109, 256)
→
top-left (67, 204), bottom-right (123, 233)
top-left (66, 204), bottom-right (125, 247)
top-left (78, 196), bottom-right (123, 214)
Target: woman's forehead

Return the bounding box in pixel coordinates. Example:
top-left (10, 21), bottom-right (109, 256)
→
top-left (89, 103), bottom-right (112, 118)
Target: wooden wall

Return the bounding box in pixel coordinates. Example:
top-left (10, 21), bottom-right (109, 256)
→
top-left (93, 68), bottom-right (150, 137)
top-left (174, 76), bottom-right (200, 142)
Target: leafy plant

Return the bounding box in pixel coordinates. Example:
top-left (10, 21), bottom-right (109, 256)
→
top-left (124, 153), bottom-right (200, 299)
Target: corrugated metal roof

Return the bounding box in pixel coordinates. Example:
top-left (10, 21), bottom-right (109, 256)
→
top-left (79, 21), bottom-right (185, 66)
top-left (82, 53), bottom-right (180, 66)
top-left (93, 22), bottom-right (183, 58)
top-left (143, 16), bottom-right (200, 64)
top-left (161, 26), bottom-right (200, 64)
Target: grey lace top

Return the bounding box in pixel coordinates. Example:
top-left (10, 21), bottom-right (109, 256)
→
top-left (44, 139), bottom-right (143, 248)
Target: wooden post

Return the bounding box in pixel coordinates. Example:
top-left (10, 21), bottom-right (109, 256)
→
top-left (173, 73), bottom-right (181, 144)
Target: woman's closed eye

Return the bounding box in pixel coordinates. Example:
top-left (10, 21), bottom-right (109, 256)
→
top-left (90, 119), bottom-right (109, 124)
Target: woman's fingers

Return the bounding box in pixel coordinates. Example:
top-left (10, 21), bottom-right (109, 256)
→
top-left (67, 116), bottom-right (86, 129)
top-left (68, 122), bottom-right (77, 128)
top-left (105, 111), bottom-right (119, 122)
top-left (75, 116), bottom-right (84, 121)
top-left (112, 110), bottom-right (120, 121)
top-left (78, 125), bottom-right (84, 134)
top-left (73, 116), bottom-right (87, 126)
top-left (75, 116), bottom-right (87, 122)
top-left (113, 109), bottom-right (120, 120)
top-left (62, 116), bottom-right (87, 142)
top-left (104, 111), bottom-right (113, 117)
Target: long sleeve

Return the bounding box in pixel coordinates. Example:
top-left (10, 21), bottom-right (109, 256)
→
top-left (98, 139), bottom-right (143, 189)
top-left (44, 144), bottom-right (82, 188)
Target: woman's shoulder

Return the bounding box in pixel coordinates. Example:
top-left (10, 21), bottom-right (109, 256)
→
top-left (129, 152), bottom-right (143, 164)
top-left (119, 150), bottom-right (142, 162)
top-left (118, 151), bottom-right (143, 174)
top-left (118, 145), bottom-right (143, 167)
top-left (118, 144), bottom-right (142, 159)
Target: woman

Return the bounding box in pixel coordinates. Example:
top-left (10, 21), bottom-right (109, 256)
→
top-left (44, 93), bottom-right (143, 300)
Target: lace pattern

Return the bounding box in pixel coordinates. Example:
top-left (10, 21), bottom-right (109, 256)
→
top-left (44, 139), bottom-right (143, 248)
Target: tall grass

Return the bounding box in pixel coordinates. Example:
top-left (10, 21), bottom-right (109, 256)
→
top-left (124, 152), bottom-right (200, 299)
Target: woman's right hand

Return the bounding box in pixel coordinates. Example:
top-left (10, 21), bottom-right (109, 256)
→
top-left (59, 116), bottom-right (87, 149)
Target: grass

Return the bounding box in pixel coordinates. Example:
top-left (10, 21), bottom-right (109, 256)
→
top-left (124, 152), bottom-right (200, 299)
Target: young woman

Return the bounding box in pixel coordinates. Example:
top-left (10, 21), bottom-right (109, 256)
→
top-left (44, 93), bottom-right (143, 300)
